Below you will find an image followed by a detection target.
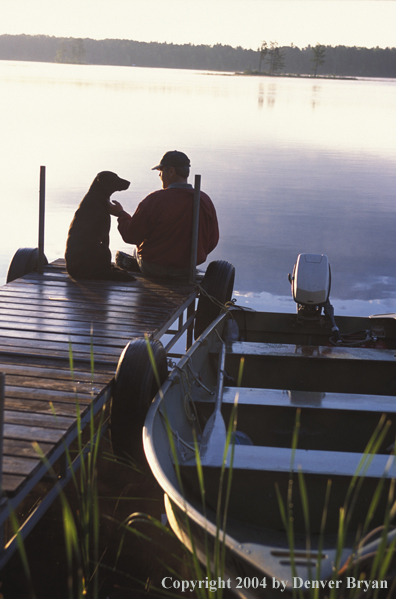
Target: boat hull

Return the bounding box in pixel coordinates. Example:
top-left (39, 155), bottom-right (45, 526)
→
top-left (143, 308), bottom-right (396, 596)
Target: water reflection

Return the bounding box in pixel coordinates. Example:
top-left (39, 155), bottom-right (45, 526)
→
top-left (258, 83), bottom-right (264, 108)
top-left (257, 81), bottom-right (277, 108)
top-left (1, 62), bottom-right (395, 316)
top-left (311, 84), bottom-right (320, 109)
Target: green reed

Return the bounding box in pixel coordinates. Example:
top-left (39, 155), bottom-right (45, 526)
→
top-left (276, 410), bottom-right (396, 599)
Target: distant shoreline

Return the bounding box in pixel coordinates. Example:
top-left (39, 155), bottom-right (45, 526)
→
top-left (0, 34), bottom-right (395, 78)
top-left (237, 71), bottom-right (357, 80)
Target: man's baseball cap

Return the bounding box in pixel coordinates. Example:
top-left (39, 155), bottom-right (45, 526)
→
top-left (151, 150), bottom-right (191, 170)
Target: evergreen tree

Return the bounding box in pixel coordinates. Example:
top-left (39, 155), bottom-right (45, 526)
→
top-left (273, 46), bottom-right (285, 74)
top-left (268, 41), bottom-right (285, 75)
top-left (258, 41), bottom-right (268, 72)
top-left (312, 43), bottom-right (326, 77)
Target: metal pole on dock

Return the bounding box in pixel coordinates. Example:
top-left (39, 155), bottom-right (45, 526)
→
top-left (189, 174), bottom-right (201, 284)
top-left (38, 166), bottom-right (46, 275)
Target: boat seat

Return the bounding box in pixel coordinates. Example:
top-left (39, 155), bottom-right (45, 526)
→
top-left (199, 386), bottom-right (396, 413)
top-left (210, 341), bottom-right (396, 396)
top-left (199, 444), bottom-right (396, 477)
top-left (225, 341), bottom-right (396, 362)
top-left (194, 387), bottom-right (396, 453)
top-left (180, 445), bottom-right (396, 533)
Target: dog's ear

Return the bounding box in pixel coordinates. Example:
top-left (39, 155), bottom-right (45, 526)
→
top-left (97, 172), bottom-right (130, 194)
top-left (95, 171), bottom-right (115, 186)
top-left (91, 172), bottom-right (104, 188)
top-left (91, 172), bottom-right (112, 195)
top-left (95, 171), bottom-right (108, 184)
top-left (91, 171), bottom-right (129, 196)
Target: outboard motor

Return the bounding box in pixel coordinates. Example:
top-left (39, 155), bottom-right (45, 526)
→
top-left (288, 253), bottom-right (341, 343)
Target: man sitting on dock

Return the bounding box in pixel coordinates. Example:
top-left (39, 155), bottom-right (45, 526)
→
top-left (108, 151), bottom-right (219, 278)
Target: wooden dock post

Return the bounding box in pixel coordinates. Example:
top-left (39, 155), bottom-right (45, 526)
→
top-left (189, 174), bottom-right (201, 284)
top-left (38, 166), bottom-right (46, 275)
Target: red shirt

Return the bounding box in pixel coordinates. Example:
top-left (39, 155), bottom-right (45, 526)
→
top-left (117, 186), bottom-right (219, 268)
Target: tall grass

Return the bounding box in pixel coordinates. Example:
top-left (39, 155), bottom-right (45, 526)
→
top-left (276, 411), bottom-right (396, 599)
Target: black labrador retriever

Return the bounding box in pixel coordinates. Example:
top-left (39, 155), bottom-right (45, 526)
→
top-left (65, 171), bottom-right (134, 281)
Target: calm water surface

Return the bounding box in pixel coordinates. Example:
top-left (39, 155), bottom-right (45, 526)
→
top-left (1, 61), bottom-right (396, 316)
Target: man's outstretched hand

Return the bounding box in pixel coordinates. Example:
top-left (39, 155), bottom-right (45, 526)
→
top-left (108, 199), bottom-right (124, 217)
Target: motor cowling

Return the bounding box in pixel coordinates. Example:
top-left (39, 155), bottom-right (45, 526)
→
top-left (288, 253), bottom-right (341, 342)
top-left (289, 253), bottom-right (331, 307)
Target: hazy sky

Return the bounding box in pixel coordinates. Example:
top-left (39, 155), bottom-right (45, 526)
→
top-left (1, 0), bottom-right (395, 50)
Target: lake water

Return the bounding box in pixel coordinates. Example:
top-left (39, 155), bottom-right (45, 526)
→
top-left (1, 60), bottom-right (396, 316)
top-left (0, 60), bottom-right (395, 597)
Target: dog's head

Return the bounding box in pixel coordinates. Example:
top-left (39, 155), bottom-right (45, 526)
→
top-left (92, 171), bottom-right (130, 197)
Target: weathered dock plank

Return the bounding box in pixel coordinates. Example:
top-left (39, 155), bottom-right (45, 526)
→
top-left (3, 456), bottom-right (41, 477)
top-left (4, 410), bottom-right (75, 429)
top-left (2, 474), bottom-right (26, 494)
top-left (3, 438), bottom-right (54, 458)
top-left (0, 338), bottom-right (123, 361)
top-left (4, 397), bottom-right (85, 417)
top-left (0, 361), bottom-right (110, 383)
top-left (5, 385), bottom-right (94, 403)
top-left (4, 423), bottom-right (66, 445)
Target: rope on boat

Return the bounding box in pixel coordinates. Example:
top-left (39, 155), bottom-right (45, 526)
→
top-left (176, 360), bottom-right (214, 395)
top-left (158, 408), bottom-right (196, 458)
top-left (181, 363), bottom-right (200, 426)
top-left (194, 281), bottom-right (237, 313)
top-left (172, 359), bottom-right (204, 430)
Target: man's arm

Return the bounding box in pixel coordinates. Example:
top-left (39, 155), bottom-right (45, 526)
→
top-left (108, 197), bottom-right (148, 246)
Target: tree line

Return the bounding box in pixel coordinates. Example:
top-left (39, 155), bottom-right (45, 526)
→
top-left (0, 34), bottom-right (395, 78)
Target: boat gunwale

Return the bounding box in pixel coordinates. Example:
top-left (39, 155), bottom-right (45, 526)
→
top-left (143, 311), bottom-right (230, 538)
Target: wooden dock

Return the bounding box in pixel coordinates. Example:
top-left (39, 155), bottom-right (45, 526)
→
top-left (0, 258), bottom-right (198, 566)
